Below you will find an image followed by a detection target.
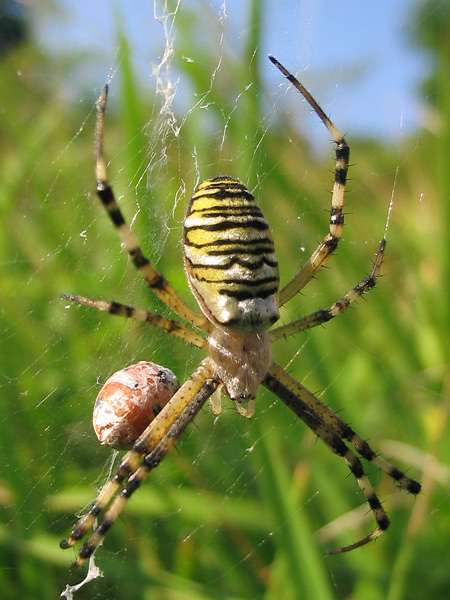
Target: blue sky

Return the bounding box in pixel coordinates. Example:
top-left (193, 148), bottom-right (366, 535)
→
top-left (32, 0), bottom-right (430, 141)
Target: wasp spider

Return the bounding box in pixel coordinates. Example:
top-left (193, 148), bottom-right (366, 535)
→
top-left (60, 55), bottom-right (421, 569)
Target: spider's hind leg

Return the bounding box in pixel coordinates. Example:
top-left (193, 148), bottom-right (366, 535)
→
top-left (94, 85), bottom-right (209, 330)
top-left (270, 239), bottom-right (386, 340)
top-left (61, 294), bottom-right (207, 348)
top-left (269, 56), bottom-right (349, 306)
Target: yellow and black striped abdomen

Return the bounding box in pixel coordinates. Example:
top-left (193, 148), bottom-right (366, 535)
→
top-left (183, 177), bottom-right (280, 333)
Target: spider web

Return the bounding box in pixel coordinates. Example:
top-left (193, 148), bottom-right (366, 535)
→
top-left (2, 1), bottom-right (446, 599)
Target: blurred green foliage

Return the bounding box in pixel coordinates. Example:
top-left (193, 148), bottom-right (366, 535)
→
top-left (0, 2), bottom-right (449, 599)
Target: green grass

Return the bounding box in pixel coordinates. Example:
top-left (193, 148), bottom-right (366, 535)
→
top-left (1, 4), bottom-right (449, 599)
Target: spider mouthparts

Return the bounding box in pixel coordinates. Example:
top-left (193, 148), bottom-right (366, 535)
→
top-left (235, 398), bottom-right (255, 419)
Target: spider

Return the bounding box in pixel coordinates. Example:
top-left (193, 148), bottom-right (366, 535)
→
top-left (60, 55), bottom-right (421, 569)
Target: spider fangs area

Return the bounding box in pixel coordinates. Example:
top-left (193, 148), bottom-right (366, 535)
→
top-left (59, 55), bottom-right (421, 571)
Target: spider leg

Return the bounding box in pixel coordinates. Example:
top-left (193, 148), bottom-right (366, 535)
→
top-left (267, 363), bottom-right (421, 493)
top-left (60, 359), bottom-right (216, 568)
top-left (264, 363), bottom-right (420, 553)
top-left (70, 376), bottom-right (219, 570)
top-left (95, 85), bottom-right (209, 330)
top-left (270, 239), bottom-right (385, 341)
top-left (269, 56), bottom-right (348, 307)
top-left (61, 294), bottom-right (207, 349)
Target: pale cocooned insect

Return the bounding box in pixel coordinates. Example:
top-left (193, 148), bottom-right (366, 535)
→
top-left (93, 361), bottom-right (180, 450)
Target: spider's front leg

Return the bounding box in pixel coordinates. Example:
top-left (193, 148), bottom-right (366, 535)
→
top-left (60, 359), bottom-right (218, 569)
top-left (264, 363), bottom-right (421, 554)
